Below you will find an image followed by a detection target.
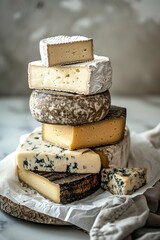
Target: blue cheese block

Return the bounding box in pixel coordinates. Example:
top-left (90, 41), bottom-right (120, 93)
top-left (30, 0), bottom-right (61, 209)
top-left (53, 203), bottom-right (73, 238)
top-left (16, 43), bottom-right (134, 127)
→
top-left (101, 168), bottom-right (147, 195)
top-left (16, 129), bottom-right (101, 174)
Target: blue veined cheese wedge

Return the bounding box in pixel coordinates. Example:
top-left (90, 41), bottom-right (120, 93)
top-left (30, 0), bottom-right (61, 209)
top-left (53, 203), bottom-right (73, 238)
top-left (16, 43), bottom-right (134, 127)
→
top-left (39, 35), bottom-right (94, 66)
top-left (28, 55), bottom-right (112, 95)
top-left (101, 168), bottom-right (147, 195)
top-left (16, 129), bottom-right (101, 174)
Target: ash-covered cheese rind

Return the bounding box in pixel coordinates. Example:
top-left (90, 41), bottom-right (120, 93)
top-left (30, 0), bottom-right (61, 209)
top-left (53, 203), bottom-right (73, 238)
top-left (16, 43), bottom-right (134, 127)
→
top-left (101, 168), bottom-right (147, 195)
top-left (28, 55), bottom-right (112, 95)
top-left (93, 127), bottom-right (130, 168)
top-left (42, 105), bottom-right (126, 150)
top-left (16, 129), bottom-right (101, 174)
top-left (18, 168), bottom-right (100, 204)
top-left (30, 90), bottom-right (111, 125)
top-left (39, 35), bottom-right (94, 67)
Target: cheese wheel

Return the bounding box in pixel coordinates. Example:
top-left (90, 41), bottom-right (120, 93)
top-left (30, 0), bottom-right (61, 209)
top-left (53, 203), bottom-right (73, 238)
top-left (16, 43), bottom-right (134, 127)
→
top-left (30, 90), bottom-right (111, 125)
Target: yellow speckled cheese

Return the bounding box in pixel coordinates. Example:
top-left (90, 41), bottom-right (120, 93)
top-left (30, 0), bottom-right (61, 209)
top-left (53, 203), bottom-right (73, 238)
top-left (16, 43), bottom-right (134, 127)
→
top-left (42, 106), bottom-right (126, 150)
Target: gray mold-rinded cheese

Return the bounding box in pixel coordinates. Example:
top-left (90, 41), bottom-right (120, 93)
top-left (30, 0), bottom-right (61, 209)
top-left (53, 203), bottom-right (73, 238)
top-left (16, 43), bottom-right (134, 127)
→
top-left (93, 127), bottom-right (130, 168)
top-left (101, 168), bottom-right (147, 195)
top-left (39, 35), bottom-right (94, 67)
top-left (28, 55), bottom-right (112, 95)
top-left (16, 129), bottom-right (101, 174)
top-left (18, 168), bottom-right (100, 204)
top-left (29, 90), bottom-right (111, 125)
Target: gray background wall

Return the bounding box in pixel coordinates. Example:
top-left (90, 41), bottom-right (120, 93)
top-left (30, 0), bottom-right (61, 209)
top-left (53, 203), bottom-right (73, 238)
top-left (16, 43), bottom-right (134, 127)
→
top-left (0, 0), bottom-right (160, 96)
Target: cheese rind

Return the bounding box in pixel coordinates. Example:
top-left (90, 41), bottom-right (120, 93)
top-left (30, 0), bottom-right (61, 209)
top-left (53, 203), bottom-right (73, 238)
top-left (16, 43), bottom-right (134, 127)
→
top-left (42, 106), bottom-right (126, 150)
top-left (101, 168), bottom-right (147, 195)
top-left (16, 129), bottom-right (101, 173)
top-left (93, 127), bottom-right (130, 168)
top-left (30, 90), bottom-right (111, 125)
top-left (39, 36), bottom-right (94, 67)
top-left (18, 168), bottom-right (100, 204)
top-left (28, 55), bottom-right (112, 95)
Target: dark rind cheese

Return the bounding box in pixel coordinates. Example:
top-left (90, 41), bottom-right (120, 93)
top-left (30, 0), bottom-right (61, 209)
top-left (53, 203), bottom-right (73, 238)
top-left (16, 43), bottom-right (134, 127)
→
top-left (56, 173), bottom-right (100, 204)
top-left (30, 90), bottom-right (111, 125)
top-left (18, 168), bottom-right (100, 204)
top-left (105, 105), bottom-right (126, 120)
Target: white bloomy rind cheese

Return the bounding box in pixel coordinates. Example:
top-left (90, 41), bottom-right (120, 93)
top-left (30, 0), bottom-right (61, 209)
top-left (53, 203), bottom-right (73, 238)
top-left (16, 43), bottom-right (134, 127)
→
top-left (16, 129), bottom-right (101, 174)
top-left (39, 36), bottom-right (94, 67)
top-left (28, 55), bottom-right (112, 95)
top-left (101, 168), bottom-right (147, 195)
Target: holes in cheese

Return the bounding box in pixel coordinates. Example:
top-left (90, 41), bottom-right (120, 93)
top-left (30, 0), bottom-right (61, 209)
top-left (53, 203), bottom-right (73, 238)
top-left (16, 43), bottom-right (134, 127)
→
top-left (39, 36), bottom-right (94, 67)
top-left (28, 55), bottom-right (112, 95)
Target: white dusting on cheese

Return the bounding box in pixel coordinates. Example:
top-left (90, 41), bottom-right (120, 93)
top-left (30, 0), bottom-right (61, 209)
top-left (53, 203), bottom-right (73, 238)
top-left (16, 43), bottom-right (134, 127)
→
top-left (41, 35), bottom-right (90, 44)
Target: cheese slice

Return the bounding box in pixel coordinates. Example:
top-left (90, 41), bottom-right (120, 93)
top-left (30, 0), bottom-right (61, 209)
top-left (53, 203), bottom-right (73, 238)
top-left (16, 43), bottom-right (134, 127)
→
top-left (42, 106), bottom-right (126, 150)
top-left (93, 127), bottom-right (130, 168)
top-left (28, 55), bottom-right (112, 95)
top-left (18, 168), bottom-right (100, 204)
top-left (16, 129), bottom-right (101, 173)
top-left (39, 36), bottom-right (94, 67)
top-left (101, 168), bottom-right (147, 195)
top-left (30, 90), bottom-right (111, 125)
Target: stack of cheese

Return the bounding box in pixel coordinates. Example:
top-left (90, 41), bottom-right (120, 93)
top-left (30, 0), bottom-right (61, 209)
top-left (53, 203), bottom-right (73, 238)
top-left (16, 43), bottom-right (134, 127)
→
top-left (16, 36), bottom-right (146, 203)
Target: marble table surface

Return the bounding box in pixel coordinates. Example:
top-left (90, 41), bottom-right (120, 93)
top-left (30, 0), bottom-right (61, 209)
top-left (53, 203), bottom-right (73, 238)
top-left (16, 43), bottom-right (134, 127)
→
top-left (0, 96), bottom-right (160, 240)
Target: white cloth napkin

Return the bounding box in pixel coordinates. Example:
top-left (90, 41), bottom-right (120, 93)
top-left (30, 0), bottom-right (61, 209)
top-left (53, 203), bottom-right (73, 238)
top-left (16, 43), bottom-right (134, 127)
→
top-left (90, 124), bottom-right (160, 240)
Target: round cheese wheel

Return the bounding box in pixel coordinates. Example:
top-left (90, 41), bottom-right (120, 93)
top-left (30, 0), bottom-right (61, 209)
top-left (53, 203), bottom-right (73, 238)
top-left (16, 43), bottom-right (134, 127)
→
top-left (30, 90), bottom-right (111, 125)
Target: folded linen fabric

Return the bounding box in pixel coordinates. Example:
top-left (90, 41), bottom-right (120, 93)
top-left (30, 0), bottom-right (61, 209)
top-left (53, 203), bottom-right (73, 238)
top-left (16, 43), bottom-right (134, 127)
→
top-left (90, 195), bottom-right (149, 240)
